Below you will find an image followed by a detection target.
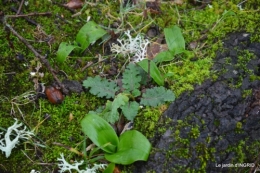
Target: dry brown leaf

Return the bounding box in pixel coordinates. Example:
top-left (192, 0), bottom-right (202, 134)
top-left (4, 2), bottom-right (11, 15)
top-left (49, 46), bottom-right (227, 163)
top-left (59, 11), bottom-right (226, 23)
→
top-left (64, 0), bottom-right (83, 9)
top-left (147, 42), bottom-right (168, 60)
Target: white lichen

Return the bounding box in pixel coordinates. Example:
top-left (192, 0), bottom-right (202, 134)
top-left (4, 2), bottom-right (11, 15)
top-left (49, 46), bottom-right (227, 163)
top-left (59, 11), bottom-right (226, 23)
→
top-left (57, 153), bottom-right (107, 173)
top-left (0, 118), bottom-right (35, 158)
top-left (111, 30), bottom-right (150, 62)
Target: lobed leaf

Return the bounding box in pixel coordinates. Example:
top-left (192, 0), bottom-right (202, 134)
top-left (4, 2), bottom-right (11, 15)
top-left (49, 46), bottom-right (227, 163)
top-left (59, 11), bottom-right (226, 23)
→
top-left (83, 76), bottom-right (119, 99)
top-left (140, 86), bottom-right (175, 107)
top-left (101, 101), bottom-right (119, 123)
top-left (100, 94), bottom-right (129, 123)
top-left (122, 63), bottom-right (141, 97)
top-left (120, 101), bottom-right (139, 121)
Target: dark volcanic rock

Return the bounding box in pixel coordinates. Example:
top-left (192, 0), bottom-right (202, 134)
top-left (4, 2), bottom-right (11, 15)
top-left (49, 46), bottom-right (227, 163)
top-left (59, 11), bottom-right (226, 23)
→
top-left (134, 32), bottom-right (260, 172)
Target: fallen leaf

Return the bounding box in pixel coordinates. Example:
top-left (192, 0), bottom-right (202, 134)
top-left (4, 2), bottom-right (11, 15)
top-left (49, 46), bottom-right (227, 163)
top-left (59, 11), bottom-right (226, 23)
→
top-left (64, 0), bottom-right (83, 9)
top-left (147, 42), bottom-right (168, 60)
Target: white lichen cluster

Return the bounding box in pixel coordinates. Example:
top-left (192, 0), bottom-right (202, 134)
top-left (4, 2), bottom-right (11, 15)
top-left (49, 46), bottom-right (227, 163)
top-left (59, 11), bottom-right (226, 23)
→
top-left (57, 153), bottom-right (107, 173)
top-left (0, 118), bottom-right (35, 158)
top-left (111, 30), bottom-right (150, 62)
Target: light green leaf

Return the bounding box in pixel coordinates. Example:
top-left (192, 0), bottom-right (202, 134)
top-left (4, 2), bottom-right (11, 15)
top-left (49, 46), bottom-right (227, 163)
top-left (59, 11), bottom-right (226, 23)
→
top-left (83, 76), bottom-right (119, 99)
top-left (120, 101), bottom-right (139, 121)
top-left (140, 86), bottom-right (175, 107)
top-left (222, 10), bottom-right (236, 18)
top-left (164, 25), bottom-right (185, 55)
top-left (103, 163), bottom-right (115, 173)
top-left (101, 94), bottom-right (129, 123)
top-left (110, 93), bottom-right (129, 123)
top-left (138, 59), bottom-right (164, 86)
top-left (56, 42), bottom-right (79, 63)
top-left (101, 101), bottom-right (119, 123)
top-left (81, 113), bottom-right (119, 153)
top-left (105, 130), bottom-right (151, 165)
top-left (122, 63), bottom-right (141, 97)
top-left (76, 21), bottom-right (107, 51)
top-left (153, 50), bottom-right (174, 64)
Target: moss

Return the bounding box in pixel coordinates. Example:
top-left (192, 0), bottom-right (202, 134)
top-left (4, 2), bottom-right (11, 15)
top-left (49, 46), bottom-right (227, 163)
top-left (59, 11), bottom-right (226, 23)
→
top-left (163, 56), bottom-right (212, 97)
top-left (134, 106), bottom-right (165, 139)
top-left (1, 0), bottom-right (260, 172)
top-left (155, 114), bottom-right (217, 172)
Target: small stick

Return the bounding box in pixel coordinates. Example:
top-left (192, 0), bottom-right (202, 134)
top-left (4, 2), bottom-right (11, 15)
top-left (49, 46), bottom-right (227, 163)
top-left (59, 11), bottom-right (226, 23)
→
top-left (6, 12), bottom-right (52, 18)
top-left (10, 6), bottom-right (38, 26)
top-left (2, 14), bottom-right (69, 94)
top-left (16, 0), bottom-right (25, 15)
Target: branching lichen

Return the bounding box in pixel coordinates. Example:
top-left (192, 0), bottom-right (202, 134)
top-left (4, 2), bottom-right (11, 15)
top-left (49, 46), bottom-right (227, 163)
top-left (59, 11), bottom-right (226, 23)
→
top-left (57, 153), bottom-right (107, 173)
top-left (0, 118), bottom-right (34, 158)
top-left (111, 30), bottom-right (150, 62)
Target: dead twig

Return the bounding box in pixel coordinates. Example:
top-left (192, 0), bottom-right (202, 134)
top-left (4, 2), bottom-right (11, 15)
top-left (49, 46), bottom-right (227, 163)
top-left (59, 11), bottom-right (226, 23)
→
top-left (53, 142), bottom-right (84, 157)
top-left (1, 13), bottom-right (69, 94)
top-left (10, 7), bottom-right (38, 25)
top-left (6, 12), bottom-right (52, 18)
top-left (16, 0), bottom-right (25, 15)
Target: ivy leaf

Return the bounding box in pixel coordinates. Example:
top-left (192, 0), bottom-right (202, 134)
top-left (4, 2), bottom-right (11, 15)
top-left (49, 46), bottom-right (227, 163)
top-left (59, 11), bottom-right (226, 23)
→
top-left (83, 76), bottom-right (119, 99)
top-left (140, 86), bottom-right (175, 107)
top-left (122, 63), bottom-right (141, 97)
top-left (120, 101), bottom-right (139, 121)
top-left (101, 94), bottom-right (129, 123)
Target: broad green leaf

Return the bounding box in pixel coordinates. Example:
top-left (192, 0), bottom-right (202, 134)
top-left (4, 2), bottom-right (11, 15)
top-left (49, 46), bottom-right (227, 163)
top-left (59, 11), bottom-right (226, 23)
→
top-left (122, 63), bottom-right (141, 97)
top-left (164, 25), bottom-right (185, 55)
top-left (153, 50), bottom-right (174, 64)
top-left (56, 42), bottom-right (79, 63)
top-left (83, 76), bottom-right (119, 99)
top-left (76, 21), bottom-right (107, 51)
top-left (138, 59), bottom-right (164, 86)
top-left (105, 130), bottom-right (151, 165)
top-left (140, 86), bottom-right (175, 107)
top-left (103, 163), bottom-right (115, 173)
top-left (121, 101), bottom-right (139, 121)
top-left (81, 113), bottom-right (119, 153)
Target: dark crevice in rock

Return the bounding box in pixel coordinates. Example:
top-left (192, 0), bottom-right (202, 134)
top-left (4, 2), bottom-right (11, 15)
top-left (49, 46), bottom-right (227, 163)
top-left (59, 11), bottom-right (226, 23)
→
top-left (134, 32), bottom-right (260, 172)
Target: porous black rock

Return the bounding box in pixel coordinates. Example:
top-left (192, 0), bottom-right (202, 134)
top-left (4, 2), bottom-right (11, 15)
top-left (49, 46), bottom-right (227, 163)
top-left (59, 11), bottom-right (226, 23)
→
top-left (134, 32), bottom-right (260, 172)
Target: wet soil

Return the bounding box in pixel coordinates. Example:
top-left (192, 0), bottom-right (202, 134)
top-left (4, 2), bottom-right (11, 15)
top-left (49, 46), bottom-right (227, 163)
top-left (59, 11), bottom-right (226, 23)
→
top-left (134, 32), bottom-right (260, 172)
